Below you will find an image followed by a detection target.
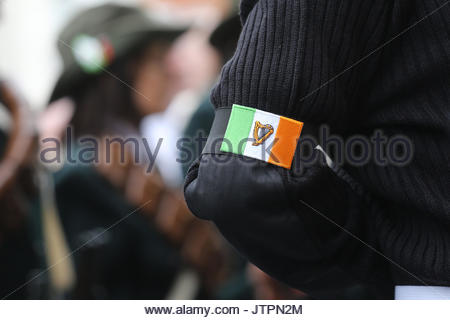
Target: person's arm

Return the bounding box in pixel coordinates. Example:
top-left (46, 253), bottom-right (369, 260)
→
top-left (186, 0), bottom-right (398, 298)
top-left (212, 0), bottom-right (393, 128)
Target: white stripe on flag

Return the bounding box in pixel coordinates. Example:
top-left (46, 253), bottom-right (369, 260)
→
top-left (243, 110), bottom-right (280, 162)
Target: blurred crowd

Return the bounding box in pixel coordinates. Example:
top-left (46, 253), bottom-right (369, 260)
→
top-left (0, 0), bottom-right (307, 300)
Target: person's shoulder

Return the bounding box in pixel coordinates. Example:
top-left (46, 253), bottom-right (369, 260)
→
top-left (54, 164), bottom-right (103, 189)
top-left (53, 164), bottom-right (121, 208)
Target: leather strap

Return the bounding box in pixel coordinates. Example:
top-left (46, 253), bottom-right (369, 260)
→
top-left (201, 107), bottom-right (232, 155)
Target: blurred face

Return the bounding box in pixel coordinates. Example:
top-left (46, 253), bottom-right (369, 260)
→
top-left (132, 42), bottom-right (175, 115)
top-left (165, 30), bottom-right (221, 92)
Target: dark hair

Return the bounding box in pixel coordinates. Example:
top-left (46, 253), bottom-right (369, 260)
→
top-left (68, 36), bottom-right (175, 138)
top-left (69, 46), bottom-right (148, 138)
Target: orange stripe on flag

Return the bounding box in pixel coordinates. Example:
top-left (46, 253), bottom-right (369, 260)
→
top-left (269, 117), bottom-right (303, 169)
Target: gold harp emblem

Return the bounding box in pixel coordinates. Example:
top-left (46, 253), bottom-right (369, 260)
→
top-left (252, 121), bottom-right (274, 146)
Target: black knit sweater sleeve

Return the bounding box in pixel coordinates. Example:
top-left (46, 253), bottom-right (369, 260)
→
top-left (212, 0), bottom-right (393, 128)
top-left (204, 0), bottom-right (450, 288)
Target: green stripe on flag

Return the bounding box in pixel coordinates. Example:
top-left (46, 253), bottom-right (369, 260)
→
top-left (220, 104), bottom-right (256, 155)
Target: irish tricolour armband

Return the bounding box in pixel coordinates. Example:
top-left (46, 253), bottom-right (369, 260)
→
top-left (220, 104), bottom-right (304, 169)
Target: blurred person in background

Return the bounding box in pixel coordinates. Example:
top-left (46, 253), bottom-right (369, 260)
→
top-left (43, 3), bottom-right (187, 299)
top-left (43, 2), bottom-right (243, 300)
top-left (178, 11), bottom-right (254, 300)
top-left (0, 1), bottom-right (43, 299)
top-left (139, 0), bottom-right (235, 188)
top-left (181, 12), bottom-right (241, 176)
top-left (0, 82), bottom-right (41, 299)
